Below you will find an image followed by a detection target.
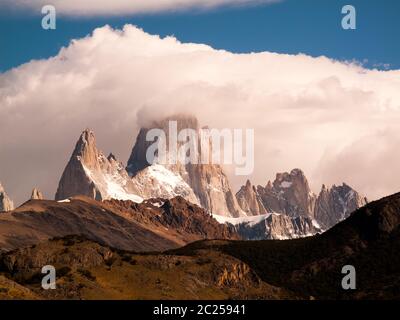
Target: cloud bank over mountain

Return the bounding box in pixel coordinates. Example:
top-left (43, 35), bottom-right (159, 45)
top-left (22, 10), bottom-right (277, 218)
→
top-left (0, 0), bottom-right (281, 16)
top-left (1, 24), bottom-right (400, 204)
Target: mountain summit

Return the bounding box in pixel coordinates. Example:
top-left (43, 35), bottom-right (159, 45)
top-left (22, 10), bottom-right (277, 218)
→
top-left (126, 114), bottom-right (244, 217)
top-left (55, 129), bottom-right (142, 202)
top-left (314, 183), bottom-right (368, 229)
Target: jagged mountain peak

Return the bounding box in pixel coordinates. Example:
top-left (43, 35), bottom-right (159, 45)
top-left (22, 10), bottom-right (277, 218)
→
top-left (290, 168), bottom-right (305, 176)
top-left (0, 181), bottom-right (14, 212)
top-left (55, 129), bottom-right (142, 203)
top-left (236, 180), bottom-right (268, 216)
top-left (127, 113), bottom-right (200, 176)
top-left (319, 182), bottom-right (350, 194)
top-left (31, 188), bottom-right (44, 200)
top-left (74, 128), bottom-right (96, 153)
top-left (245, 179), bottom-right (252, 188)
top-left (256, 168), bottom-right (316, 218)
top-left (70, 128), bottom-right (103, 170)
top-left (265, 180), bottom-right (273, 189)
top-left (235, 170), bottom-right (367, 237)
top-left (275, 168), bottom-right (306, 180)
top-left (274, 168), bottom-right (311, 191)
top-left (80, 127), bottom-right (95, 140)
top-left (315, 182), bottom-right (367, 229)
top-left (127, 114), bottom-right (244, 217)
top-left (107, 153), bottom-right (117, 162)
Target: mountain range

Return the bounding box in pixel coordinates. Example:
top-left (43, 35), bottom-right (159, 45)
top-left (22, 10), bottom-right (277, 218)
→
top-left (50, 114), bottom-right (367, 239)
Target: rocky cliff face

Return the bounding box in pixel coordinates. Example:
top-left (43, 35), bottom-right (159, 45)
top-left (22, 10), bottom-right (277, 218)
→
top-left (126, 115), bottom-right (244, 217)
top-left (236, 180), bottom-right (267, 216)
top-left (214, 212), bottom-right (321, 240)
top-left (55, 129), bottom-right (142, 202)
top-left (256, 169), bottom-right (316, 218)
top-left (314, 183), bottom-right (368, 229)
top-left (262, 214), bottom-right (320, 240)
top-left (242, 213), bottom-right (321, 240)
top-left (0, 182), bottom-right (14, 212)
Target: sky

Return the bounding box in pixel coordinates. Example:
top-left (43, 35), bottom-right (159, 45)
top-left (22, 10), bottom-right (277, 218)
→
top-left (0, 0), bottom-right (400, 205)
top-left (1, 0), bottom-right (400, 72)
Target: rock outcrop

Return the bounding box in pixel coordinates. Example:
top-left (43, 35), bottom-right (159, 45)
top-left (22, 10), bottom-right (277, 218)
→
top-left (55, 129), bottom-right (142, 202)
top-left (31, 188), bottom-right (44, 200)
top-left (0, 182), bottom-right (14, 212)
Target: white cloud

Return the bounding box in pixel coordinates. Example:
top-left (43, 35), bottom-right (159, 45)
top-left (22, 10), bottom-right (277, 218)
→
top-left (1, 0), bottom-right (281, 16)
top-left (1, 24), bottom-right (400, 205)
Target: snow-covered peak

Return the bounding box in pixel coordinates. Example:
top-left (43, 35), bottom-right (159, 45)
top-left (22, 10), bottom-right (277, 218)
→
top-left (131, 164), bottom-right (199, 205)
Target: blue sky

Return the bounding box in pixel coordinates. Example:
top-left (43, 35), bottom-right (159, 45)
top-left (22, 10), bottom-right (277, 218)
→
top-left (0, 0), bottom-right (399, 72)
